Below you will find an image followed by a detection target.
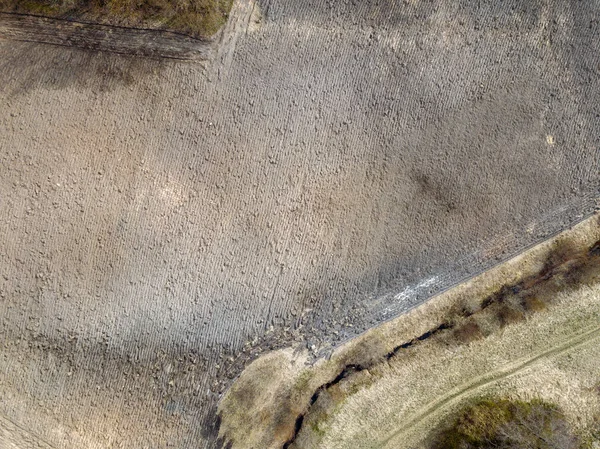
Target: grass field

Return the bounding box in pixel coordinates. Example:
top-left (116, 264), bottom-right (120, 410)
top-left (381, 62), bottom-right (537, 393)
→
top-left (0, 0), bottom-right (233, 37)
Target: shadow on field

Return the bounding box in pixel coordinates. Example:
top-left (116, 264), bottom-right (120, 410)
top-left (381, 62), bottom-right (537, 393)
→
top-left (0, 40), bottom-right (168, 97)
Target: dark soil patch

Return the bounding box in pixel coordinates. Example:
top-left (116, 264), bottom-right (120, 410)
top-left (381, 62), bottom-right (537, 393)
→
top-left (454, 321), bottom-right (484, 344)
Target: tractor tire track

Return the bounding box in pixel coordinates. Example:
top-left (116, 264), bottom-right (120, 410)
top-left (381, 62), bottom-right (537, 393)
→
top-left (0, 413), bottom-right (56, 449)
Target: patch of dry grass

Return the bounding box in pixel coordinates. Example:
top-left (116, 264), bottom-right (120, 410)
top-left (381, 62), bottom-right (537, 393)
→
top-left (0, 0), bottom-right (233, 37)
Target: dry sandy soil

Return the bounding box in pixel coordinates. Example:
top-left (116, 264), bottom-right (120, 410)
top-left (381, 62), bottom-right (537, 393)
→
top-left (0, 1), bottom-right (599, 448)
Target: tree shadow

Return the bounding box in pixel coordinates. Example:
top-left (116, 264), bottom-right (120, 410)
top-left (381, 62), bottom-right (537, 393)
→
top-left (0, 39), bottom-right (171, 98)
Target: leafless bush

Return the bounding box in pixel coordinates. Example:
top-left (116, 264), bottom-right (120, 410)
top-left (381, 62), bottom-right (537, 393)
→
top-left (430, 398), bottom-right (578, 449)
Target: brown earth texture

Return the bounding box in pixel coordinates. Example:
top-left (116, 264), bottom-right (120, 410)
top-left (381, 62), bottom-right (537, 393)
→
top-left (0, 1), bottom-right (599, 448)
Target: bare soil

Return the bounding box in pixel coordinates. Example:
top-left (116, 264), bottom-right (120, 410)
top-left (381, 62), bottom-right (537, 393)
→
top-left (0, 1), bottom-right (599, 448)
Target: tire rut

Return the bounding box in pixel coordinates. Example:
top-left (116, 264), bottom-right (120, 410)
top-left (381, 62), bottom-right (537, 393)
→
top-left (0, 413), bottom-right (56, 449)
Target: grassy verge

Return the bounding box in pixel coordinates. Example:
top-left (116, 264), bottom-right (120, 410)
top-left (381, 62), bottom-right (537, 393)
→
top-left (0, 0), bottom-right (234, 37)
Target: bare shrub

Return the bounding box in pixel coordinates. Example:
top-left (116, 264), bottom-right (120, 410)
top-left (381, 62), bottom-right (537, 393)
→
top-left (521, 295), bottom-right (547, 313)
top-left (454, 321), bottom-right (484, 344)
top-left (497, 305), bottom-right (526, 327)
top-left (430, 398), bottom-right (579, 449)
